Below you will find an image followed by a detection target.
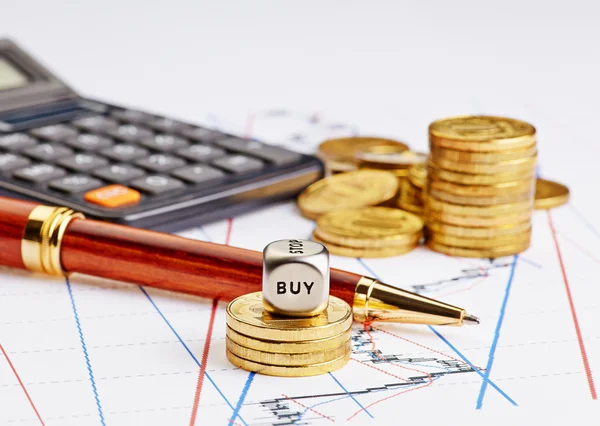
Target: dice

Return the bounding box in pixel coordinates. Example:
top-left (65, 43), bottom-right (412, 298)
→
top-left (262, 239), bottom-right (330, 317)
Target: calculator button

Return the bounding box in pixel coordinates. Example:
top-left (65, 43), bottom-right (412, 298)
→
top-left (57, 154), bottom-right (109, 172)
top-left (107, 124), bottom-right (154, 143)
top-left (215, 137), bottom-right (301, 165)
top-left (13, 164), bottom-right (66, 183)
top-left (131, 175), bottom-right (185, 194)
top-left (212, 154), bottom-right (265, 174)
top-left (139, 134), bottom-right (189, 151)
top-left (93, 164), bottom-right (145, 183)
top-left (172, 165), bottom-right (226, 184)
top-left (147, 117), bottom-right (192, 133)
top-left (64, 134), bottom-right (114, 151)
top-left (0, 133), bottom-right (38, 152)
top-left (84, 184), bottom-right (141, 208)
top-left (177, 144), bottom-right (225, 162)
top-left (24, 143), bottom-right (73, 161)
top-left (101, 144), bottom-right (149, 161)
top-left (179, 127), bottom-right (222, 144)
top-left (136, 154), bottom-right (186, 172)
top-left (30, 124), bottom-right (78, 142)
top-left (72, 116), bottom-right (119, 132)
top-left (110, 109), bottom-right (154, 123)
top-left (49, 175), bottom-right (103, 194)
top-left (0, 153), bottom-right (30, 172)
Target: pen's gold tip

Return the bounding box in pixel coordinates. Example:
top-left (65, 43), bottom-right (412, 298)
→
top-left (463, 313), bottom-right (480, 325)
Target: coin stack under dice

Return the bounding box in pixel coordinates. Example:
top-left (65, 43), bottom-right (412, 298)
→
top-left (425, 116), bottom-right (538, 258)
top-left (225, 239), bottom-right (352, 377)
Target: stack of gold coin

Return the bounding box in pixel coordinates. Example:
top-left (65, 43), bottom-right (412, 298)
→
top-left (312, 207), bottom-right (424, 258)
top-left (425, 116), bottom-right (537, 258)
top-left (317, 137), bottom-right (409, 174)
top-left (226, 292), bottom-right (352, 377)
top-left (297, 169), bottom-right (399, 220)
top-left (398, 163), bottom-right (427, 216)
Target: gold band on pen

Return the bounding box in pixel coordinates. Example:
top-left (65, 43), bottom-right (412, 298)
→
top-left (21, 205), bottom-right (84, 276)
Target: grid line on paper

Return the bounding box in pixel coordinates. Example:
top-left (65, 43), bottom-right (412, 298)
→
top-left (329, 372), bottom-right (374, 418)
top-left (139, 286), bottom-right (248, 426)
top-left (229, 372), bottom-right (256, 426)
top-left (548, 211), bottom-right (598, 399)
top-left (66, 277), bottom-right (106, 426)
top-left (189, 298), bottom-right (219, 426)
top-left (354, 257), bottom-right (517, 408)
top-left (476, 255), bottom-right (519, 409)
top-left (0, 344), bottom-right (46, 425)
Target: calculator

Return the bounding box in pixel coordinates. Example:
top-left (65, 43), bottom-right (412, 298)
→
top-left (0, 39), bottom-right (324, 231)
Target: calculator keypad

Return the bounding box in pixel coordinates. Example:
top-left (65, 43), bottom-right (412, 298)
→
top-left (0, 107), bottom-right (303, 210)
top-left (49, 175), bottom-right (103, 194)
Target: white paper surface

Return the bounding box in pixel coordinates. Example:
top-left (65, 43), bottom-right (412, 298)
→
top-left (1, 110), bottom-right (599, 426)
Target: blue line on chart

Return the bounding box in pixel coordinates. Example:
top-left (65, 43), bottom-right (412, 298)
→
top-left (354, 258), bottom-right (517, 406)
top-left (569, 204), bottom-right (600, 241)
top-left (66, 277), bottom-right (106, 426)
top-left (476, 255), bottom-right (519, 409)
top-left (429, 327), bottom-right (517, 406)
top-left (329, 373), bottom-right (374, 418)
top-left (138, 286), bottom-right (248, 426)
top-left (229, 372), bottom-right (255, 426)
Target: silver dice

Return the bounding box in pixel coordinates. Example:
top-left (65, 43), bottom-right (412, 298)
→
top-left (262, 239), bottom-right (330, 317)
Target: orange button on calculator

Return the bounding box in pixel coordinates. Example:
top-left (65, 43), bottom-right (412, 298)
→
top-left (84, 185), bottom-right (141, 208)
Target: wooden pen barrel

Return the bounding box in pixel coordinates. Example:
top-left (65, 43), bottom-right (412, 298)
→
top-left (0, 196), bottom-right (360, 304)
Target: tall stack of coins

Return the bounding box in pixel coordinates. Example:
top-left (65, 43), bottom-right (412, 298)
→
top-left (226, 292), bottom-right (352, 377)
top-left (425, 116), bottom-right (537, 258)
top-left (312, 207), bottom-right (423, 258)
top-left (398, 163), bottom-right (427, 216)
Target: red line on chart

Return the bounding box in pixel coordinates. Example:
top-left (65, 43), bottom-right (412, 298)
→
top-left (0, 344), bottom-right (45, 426)
top-left (282, 393), bottom-right (336, 423)
top-left (548, 211), bottom-right (597, 400)
top-left (189, 298), bottom-right (220, 426)
top-left (225, 218), bottom-right (234, 246)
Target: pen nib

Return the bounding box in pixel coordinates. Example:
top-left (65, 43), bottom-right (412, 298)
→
top-left (463, 313), bottom-right (480, 325)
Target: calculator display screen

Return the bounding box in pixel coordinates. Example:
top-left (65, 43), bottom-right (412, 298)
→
top-left (0, 56), bottom-right (29, 91)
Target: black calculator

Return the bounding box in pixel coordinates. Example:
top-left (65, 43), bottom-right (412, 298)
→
top-left (0, 39), bottom-right (323, 231)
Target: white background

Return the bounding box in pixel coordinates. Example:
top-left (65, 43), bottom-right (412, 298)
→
top-left (1, 1), bottom-right (599, 424)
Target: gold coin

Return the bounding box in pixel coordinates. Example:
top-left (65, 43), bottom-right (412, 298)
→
top-left (429, 155), bottom-right (537, 175)
top-left (315, 207), bottom-right (423, 247)
top-left (319, 137), bottom-right (409, 163)
top-left (534, 178), bottom-right (570, 210)
top-left (427, 240), bottom-right (530, 258)
top-left (427, 229), bottom-right (531, 249)
top-left (427, 187), bottom-right (533, 206)
top-left (314, 227), bottom-right (421, 249)
top-left (226, 292), bottom-right (352, 342)
top-left (429, 116), bottom-right (536, 152)
top-left (427, 161), bottom-right (535, 185)
top-left (312, 233), bottom-right (419, 258)
top-left (427, 195), bottom-right (533, 216)
top-left (430, 144), bottom-right (538, 164)
top-left (426, 219), bottom-right (531, 238)
top-left (426, 209), bottom-right (531, 227)
top-left (226, 349), bottom-right (350, 377)
top-left (297, 170), bottom-right (399, 219)
top-left (397, 202), bottom-right (423, 216)
top-left (408, 163), bottom-right (427, 188)
top-left (226, 337), bottom-right (351, 366)
top-left (324, 159), bottom-right (357, 174)
top-left (399, 179), bottom-right (424, 207)
top-left (226, 326), bottom-right (352, 354)
top-left (355, 149), bottom-right (427, 170)
top-left (428, 178), bottom-right (534, 198)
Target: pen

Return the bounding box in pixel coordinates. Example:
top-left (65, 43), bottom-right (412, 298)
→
top-left (0, 196), bottom-right (479, 326)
